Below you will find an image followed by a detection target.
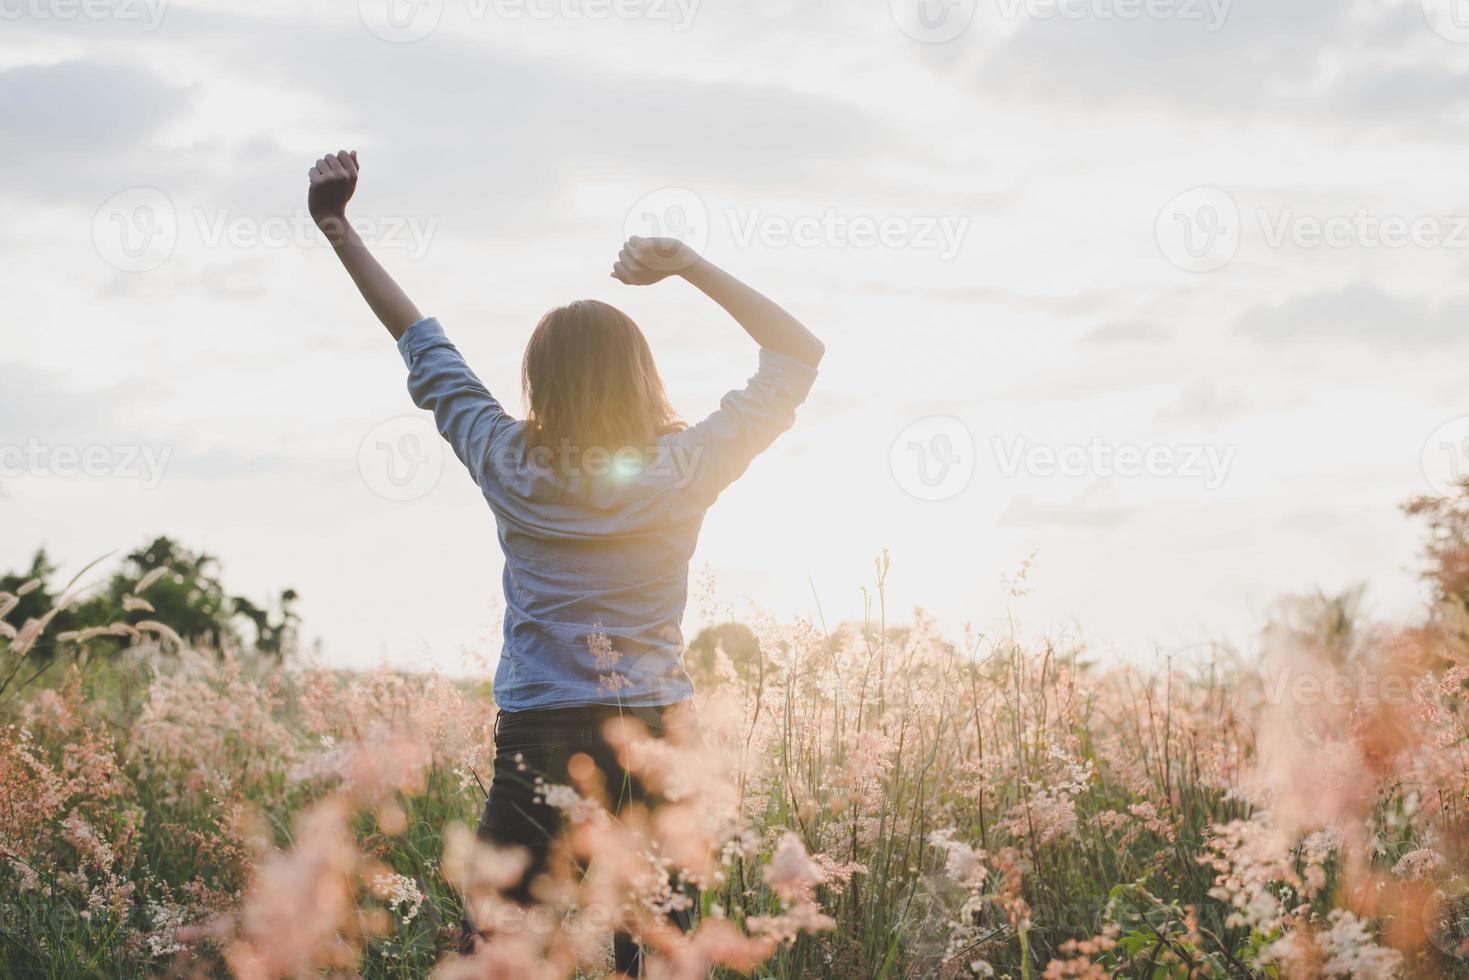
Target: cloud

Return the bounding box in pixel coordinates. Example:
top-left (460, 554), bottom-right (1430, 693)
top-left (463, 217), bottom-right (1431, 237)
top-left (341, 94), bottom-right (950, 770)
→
top-left (965, 0), bottom-right (1466, 135)
top-left (999, 485), bottom-right (1135, 529)
top-left (0, 61), bottom-right (182, 151)
top-left (158, 8), bottom-right (898, 202)
top-left (1319, 64), bottom-right (1469, 129)
top-left (0, 361), bottom-right (151, 440)
top-left (1083, 319), bottom-right (1172, 344)
top-left (968, 0), bottom-right (1341, 104)
top-left (1, 7), bottom-right (907, 248)
top-left (1157, 378), bottom-right (1247, 424)
top-left (0, 7), bottom-right (913, 256)
top-left (1233, 284), bottom-right (1469, 349)
top-left (1277, 507), bottom-right (1355, 534)
top-left (0, 61), bottom-right (189, 194)
top-left (0, 360), bottom-right (340, 487)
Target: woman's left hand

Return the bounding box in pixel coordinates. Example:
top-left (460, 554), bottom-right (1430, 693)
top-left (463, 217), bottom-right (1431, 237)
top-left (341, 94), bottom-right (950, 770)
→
top-left (611, 236), bottom-right (699, 285)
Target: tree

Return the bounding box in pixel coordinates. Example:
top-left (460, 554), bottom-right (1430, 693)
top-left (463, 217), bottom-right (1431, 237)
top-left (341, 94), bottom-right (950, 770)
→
top-left (234, 589), bottom-right (301, 658)
top-left (1404, 481), bottom-right (1469, 613)
top-left (0, 536), bottom-right (300, 661)
top-left (100, 537), bottom-right (237, 650)
top-left (0, 549), bottom-right (85, 662)
top-left (687, 622), bottom-right (762, 682)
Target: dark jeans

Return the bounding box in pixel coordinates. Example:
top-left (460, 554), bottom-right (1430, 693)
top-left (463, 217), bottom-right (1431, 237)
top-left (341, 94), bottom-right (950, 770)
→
top-left (470, 702), bottom-right (696, 975)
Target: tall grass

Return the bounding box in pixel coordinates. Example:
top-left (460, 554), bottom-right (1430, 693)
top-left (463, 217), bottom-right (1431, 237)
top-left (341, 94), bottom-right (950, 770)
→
top-left (3, 488), bottom-right (1469, 977)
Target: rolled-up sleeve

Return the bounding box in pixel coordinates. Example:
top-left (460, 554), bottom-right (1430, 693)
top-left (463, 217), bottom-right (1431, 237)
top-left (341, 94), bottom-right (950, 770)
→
top-left (398, 318), bottom-right (514, 481)
top-left (674, 347), bottom-right (818, 505)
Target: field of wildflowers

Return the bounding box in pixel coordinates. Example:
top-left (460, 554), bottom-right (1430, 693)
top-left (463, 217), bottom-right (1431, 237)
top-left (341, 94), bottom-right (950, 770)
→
top-left (4, 485), bottom-right (1469, 978)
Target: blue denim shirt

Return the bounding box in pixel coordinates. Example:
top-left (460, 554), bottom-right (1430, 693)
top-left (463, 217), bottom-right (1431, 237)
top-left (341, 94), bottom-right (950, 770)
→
top-left (397, 317), bottom-right (818, 711)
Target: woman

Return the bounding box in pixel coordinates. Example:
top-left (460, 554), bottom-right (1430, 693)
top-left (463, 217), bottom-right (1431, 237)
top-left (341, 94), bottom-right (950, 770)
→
top-left (306, 151), bottom-right (823, 973)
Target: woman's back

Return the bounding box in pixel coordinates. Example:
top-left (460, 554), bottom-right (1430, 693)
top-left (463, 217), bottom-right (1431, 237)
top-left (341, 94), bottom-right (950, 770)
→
top-left (398, 317), bottom-right (819, 711)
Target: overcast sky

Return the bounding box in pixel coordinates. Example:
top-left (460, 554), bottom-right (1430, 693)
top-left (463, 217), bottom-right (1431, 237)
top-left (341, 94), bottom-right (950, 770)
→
top-left (5, 0), bottom-right (1468, 673)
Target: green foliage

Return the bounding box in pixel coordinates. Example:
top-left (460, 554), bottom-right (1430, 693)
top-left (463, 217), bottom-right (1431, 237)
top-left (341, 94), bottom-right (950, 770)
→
top-left (0, 536), bottom-right (300, 667)
top-left (687, 621), bottom-right (760, 680)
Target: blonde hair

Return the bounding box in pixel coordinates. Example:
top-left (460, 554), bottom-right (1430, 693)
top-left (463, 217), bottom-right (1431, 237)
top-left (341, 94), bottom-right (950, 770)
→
top-left (522, 300), bottom-right (682, 458)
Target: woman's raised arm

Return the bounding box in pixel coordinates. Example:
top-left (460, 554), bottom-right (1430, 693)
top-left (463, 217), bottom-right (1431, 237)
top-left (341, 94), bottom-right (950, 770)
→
top-left (611, 236), bottom-right (826, 369)
top-left (308, 150), bottom-right (424, 340)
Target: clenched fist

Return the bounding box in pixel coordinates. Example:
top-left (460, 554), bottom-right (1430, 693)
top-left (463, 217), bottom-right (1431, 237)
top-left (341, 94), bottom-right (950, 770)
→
top-left (610, 236), bottom-right (699, 285)
top-left (307, 150), bottom-right (359, 230)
